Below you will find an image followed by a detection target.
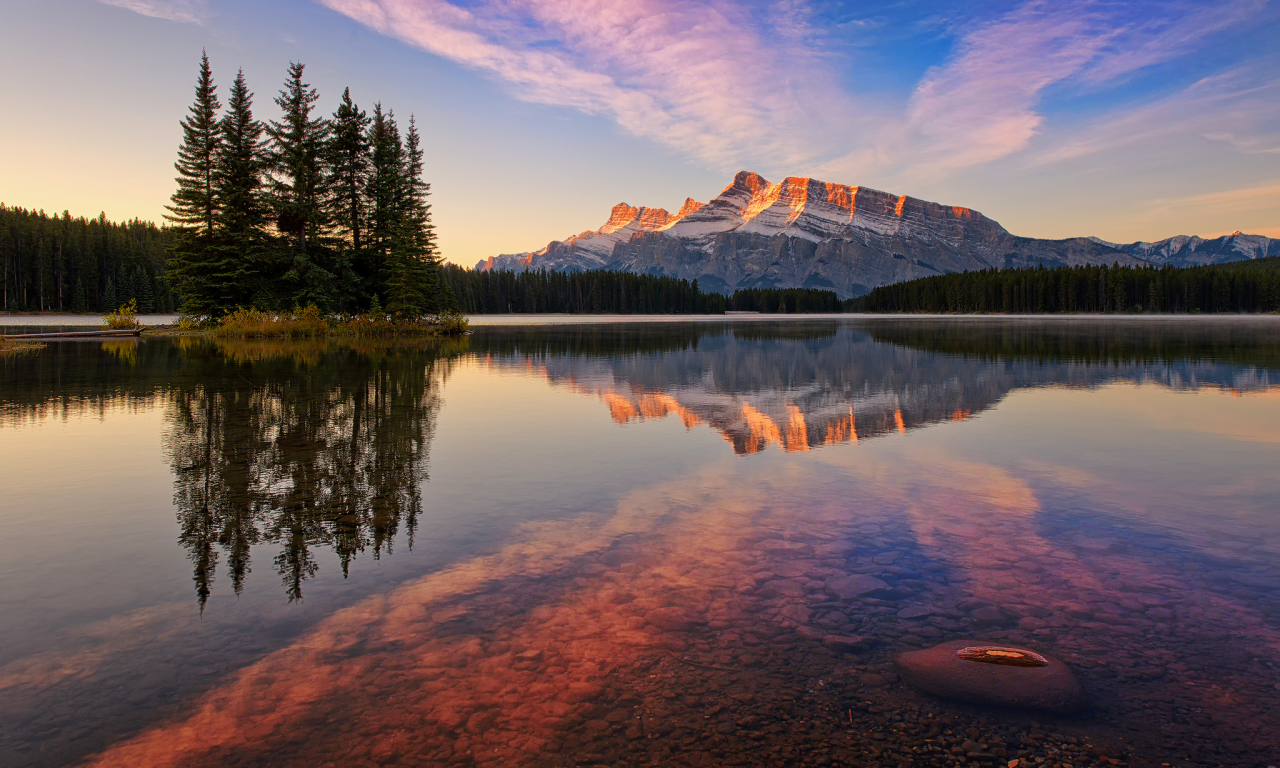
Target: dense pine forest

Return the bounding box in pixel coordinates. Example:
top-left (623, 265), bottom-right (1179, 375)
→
top-left (853, 260), bottom-right (1280, 314)
top-left (0, 205), bottom-right (177, 313)
top-left (442, 265), bottom-right (843, 314)
top-left (164, 53), bottom-right (452, 317)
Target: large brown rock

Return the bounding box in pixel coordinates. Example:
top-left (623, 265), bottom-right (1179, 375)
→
top-left (894, 640), bottom-right (1087, 713)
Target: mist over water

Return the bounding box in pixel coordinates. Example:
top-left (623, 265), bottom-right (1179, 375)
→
top-left (1, 319), bottom-right (1278, 767)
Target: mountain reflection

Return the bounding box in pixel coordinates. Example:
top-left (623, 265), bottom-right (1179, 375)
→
top-left (165, 339), bottom-right (462, 607)
top-left (470, 320), bottom-right (1280, 454)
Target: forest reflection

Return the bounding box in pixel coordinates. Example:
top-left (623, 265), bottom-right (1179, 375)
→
top-left (164, 338), bottom-right (465, 607)
top-left (469, 319), bottom-right (1280, 455)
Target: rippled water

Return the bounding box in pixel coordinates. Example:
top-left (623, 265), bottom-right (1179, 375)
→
top-left (2, 319), bottom-right (1278, 768)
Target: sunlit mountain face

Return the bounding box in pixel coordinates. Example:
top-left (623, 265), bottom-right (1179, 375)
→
top-left (470, 320), bottom-right (1280, 455)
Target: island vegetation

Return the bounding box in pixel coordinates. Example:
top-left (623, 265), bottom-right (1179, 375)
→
top-left (163, 53), bottom-right (459, 333)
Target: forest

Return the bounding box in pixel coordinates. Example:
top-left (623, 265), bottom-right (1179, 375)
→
top-left (442, 265), bottom-right (843, 314)
top-left (852, 259), bottom-right (1280, 314)
top-left (0, 205), bottom-right (177, 313)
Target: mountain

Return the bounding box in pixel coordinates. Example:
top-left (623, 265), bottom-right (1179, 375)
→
top-left (477, 172), bottom-right (1278, 298)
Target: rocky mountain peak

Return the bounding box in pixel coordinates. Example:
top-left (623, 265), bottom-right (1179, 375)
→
top-left (675, 197), bottom-right (705, 219)
top-left (476, 171), bottom-right (1276, 298)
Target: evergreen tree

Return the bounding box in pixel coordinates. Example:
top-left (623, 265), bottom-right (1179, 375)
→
top-left (364, 104), bottom-right (402, 305)
top-left (328, 88), bottom-right (371, 253)
top-left (327, 87), bottom-right (371, 310)
top-left (267, 62), bottom-right (335, 307)
top-left (385, 116), bottom-right (452, 317)
top-left (165, 51), bottom-right (222, 235)
top-left (208, 68), bottom-right (271, 311)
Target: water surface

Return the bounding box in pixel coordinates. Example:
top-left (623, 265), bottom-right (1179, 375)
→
top-left (2, 319), bottom-right (1278, 768)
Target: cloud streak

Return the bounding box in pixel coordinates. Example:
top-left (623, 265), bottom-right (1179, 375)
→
top-left (319, 0), bottom-right (1274, 188)
top-left (889, 0), bottom-right (1273, 180)
top-left (316, 0), bottom-right (860, 170)
top-left (97, 0), bottom-right (207, 24)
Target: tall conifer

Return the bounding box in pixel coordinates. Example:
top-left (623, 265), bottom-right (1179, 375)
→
top-left (207, 68), bottom-right (270, 311)
top-left (267, 62), bottom-right (335, 307)
top-left (166, 51), bottom-right (221, 234)
top-left (328, 87), bottom-right (371, 253)
top-left (365, 104), bottom-right (402, 305)
top-left (385, 116), bottom-right (453, 317)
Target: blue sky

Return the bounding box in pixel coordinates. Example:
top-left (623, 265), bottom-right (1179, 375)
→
top-left (2, 0), bottom-right (1277, 265)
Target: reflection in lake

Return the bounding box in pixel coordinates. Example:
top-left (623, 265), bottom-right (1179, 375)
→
top-left (2, 319), bottom-right (1279, 768)
top-left (167, 340), bottom-right (457, 606)
top-left (475, 320), bottom-right (1277, 454)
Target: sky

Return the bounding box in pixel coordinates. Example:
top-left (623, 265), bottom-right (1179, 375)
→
top-left (1, 0), bottom-right (1278, 266)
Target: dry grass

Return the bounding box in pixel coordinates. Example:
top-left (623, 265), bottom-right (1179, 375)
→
top-left (210, 306), bottom-right (470, 339)
top-left (212, 306), bottom-right (331, 338)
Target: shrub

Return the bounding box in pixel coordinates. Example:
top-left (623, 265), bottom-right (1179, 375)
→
top-left (432, 311), bottom-right (470, 336)
top-left (103, 299), bottom-right (139, 330)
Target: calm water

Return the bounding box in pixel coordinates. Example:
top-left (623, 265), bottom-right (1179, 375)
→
top-left (1, 319), bottom-right (1279, 768)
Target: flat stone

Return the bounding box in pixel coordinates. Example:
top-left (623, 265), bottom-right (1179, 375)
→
top-left (969, 606), bottom-right (1010, 626)
top-left (822, 634), bottom-right (876, 653)
top-left (898, 606), bottom-right (933, 619)
top-left (825, 574), bottom-right (891, 600)
top-left (646, 607), bottom-right (702, 632)
top-left (894, 640), bottom-right (1087, 713)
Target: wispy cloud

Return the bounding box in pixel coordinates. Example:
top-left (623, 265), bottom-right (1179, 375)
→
top-left (97, 0), bottom-right (207, 24)
top-left (316, 0), bottom-right (860, 170)
top-left (1148, 182), bottom-right (1280, 216)
top-left (319, 0), bottom-right (1273, 187)
top-left (837, 0), bottom-right (1274, 182)
top-left (1028, 62), bottom-right (1280, 166)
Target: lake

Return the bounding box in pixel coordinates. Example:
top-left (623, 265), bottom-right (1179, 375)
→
top-left (1, 317), bottom-right (1278, 768)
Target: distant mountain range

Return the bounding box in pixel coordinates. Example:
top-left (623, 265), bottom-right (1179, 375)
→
top-left (477, 171), bottom-right (1278, 298)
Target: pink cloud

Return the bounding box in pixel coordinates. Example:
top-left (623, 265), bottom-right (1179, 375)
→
top-left (97, 0), bottom-right (207, 23)
top-left (317, 0), bottom-right (860, 170)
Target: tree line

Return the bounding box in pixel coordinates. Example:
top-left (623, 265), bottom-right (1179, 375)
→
top-left (442, 265), bottom-right (843, 314)
top-left (0, 205), bottom-right (177, 313)
top-left (852, 260), bottom-right (1280, 314)
top-left (165, 53), bottom-right (452, 318)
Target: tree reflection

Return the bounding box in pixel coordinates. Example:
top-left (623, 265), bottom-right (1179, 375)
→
top-left (165, 338), bottom-right (463, 607)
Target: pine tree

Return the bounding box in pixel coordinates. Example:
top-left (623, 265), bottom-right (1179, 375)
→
top-left (365, 104), bottom-right (402, 305)
top-left (267, 62), bottom-right (335, 307)
top-left (209, 68), bottom-right (271, 311)
top-left (385, 116), bottom-right (452, 317)
top-left (165, 51), bottom-right (222, 235)
top-left (328, 87), bottom-right (371, 253)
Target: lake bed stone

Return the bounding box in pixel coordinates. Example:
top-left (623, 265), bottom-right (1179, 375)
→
top-left (894, 640), bottom-right (1087, 713)
top-left (825, 575), bottom-right (891, 600)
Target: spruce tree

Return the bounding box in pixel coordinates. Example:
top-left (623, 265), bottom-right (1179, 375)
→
top-left (210, 68), bottom-right (271, 311)
top-left (365, 104), bottom-right (402, 305)
top-left (165, 51), bottom-right (222, 234)
top-left (385, 116), bottom-right (453, 317)
top-left (327, 87), bottom-right (371, 310)
top-left (328, 87), bottom-right (371, 253)
top-left (267, 62), bottom-right (335, 307)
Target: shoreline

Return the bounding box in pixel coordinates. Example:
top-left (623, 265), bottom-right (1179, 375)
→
top-left (3, 311), bottom-right (1279, 330)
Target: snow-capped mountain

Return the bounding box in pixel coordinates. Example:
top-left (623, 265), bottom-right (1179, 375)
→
top-left (478, 171), bottom-right (1278, 298)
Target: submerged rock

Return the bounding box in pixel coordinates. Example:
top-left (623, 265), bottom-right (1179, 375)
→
top-left (894, 640), bottom-right (1087, 713)
top-left (825, 574), bottom-right (891, 600)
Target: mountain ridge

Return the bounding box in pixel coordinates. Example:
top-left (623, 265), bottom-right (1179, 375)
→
top-left (478, 171), bottom-right (1278, 298)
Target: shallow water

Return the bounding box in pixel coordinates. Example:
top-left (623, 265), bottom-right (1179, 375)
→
top-left (1, 319), bottom-right (1278, 768)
